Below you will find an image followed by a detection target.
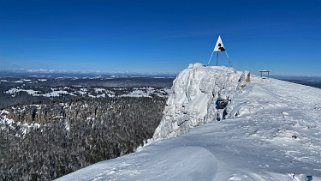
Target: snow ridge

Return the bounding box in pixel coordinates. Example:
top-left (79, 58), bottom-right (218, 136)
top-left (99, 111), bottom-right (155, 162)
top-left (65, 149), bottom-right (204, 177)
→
top-left (153, 63), bottom-right (249, 140)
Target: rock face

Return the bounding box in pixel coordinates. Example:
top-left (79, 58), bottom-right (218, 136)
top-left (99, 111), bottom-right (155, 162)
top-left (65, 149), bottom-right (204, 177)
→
top-left (153, 63), bottom-right (250, 140)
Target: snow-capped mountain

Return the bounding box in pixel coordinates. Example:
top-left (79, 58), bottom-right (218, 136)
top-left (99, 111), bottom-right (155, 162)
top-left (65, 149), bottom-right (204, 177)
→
top-left (57, 63), bottom-right (321, 181)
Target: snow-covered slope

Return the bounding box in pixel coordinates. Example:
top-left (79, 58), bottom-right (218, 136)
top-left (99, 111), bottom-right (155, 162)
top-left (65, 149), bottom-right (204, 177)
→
top-left (57, 64), bottom-right (321, 181)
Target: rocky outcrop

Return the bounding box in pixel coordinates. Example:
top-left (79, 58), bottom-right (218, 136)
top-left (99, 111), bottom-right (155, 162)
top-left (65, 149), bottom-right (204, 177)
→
top-left (153, 63), bottom-right (250, 140)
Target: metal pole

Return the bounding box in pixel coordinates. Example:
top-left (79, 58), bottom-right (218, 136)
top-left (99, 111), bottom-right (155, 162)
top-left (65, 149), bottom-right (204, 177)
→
top-left (216, 52), bottom-right (219, 66)
top-left (207, 51), bottom-right (215, 66)
top-left (225, 51), bottom-right (232, 67)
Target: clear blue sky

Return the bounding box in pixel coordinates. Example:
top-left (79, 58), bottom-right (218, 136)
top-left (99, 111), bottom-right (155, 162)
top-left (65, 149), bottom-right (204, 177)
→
top-left (0, 0), bottom-right (320, 75)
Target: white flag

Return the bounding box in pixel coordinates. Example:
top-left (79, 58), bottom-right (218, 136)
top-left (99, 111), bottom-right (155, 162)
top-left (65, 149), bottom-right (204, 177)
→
top-left (214, 35), bottom-right (225, 52)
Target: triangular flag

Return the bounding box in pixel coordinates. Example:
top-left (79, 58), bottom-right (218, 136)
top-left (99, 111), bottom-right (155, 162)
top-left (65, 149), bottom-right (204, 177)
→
top-left (214, 35), bottom-right (225, 52)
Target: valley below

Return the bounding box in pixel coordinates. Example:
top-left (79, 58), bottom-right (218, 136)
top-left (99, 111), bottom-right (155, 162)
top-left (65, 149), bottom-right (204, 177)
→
top-left (0, 76), bottom-right (172, 180)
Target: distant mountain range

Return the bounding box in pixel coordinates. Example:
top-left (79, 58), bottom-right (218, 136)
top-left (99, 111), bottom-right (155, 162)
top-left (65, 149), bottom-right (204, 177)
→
top-left (0, 70), bottom-right (177, 79)
top-left (272, 75), bottom-right (321, 89)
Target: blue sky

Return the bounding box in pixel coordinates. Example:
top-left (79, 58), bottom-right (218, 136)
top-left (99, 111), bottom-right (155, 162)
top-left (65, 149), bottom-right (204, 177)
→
top-left (0, 0), bottom-right (320, 75)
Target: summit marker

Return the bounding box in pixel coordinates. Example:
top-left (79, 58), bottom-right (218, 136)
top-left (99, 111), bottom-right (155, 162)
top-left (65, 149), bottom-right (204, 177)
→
top-left (207, 35), bottom-right (231, 66)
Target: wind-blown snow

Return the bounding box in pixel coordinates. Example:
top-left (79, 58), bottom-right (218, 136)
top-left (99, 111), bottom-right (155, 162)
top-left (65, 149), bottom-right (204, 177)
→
top-left (49, 64), bottom-right (321, 180)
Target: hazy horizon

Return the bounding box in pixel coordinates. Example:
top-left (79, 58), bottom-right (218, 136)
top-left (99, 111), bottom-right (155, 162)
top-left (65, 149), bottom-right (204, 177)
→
top-left (2, 68), bottom-right (321, 80)
top-left (0, 0), bottom-right (320, 76)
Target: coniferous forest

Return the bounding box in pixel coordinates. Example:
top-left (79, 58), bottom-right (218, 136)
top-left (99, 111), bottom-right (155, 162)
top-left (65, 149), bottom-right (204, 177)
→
top-left (0, 96), bottom-right (166, 180)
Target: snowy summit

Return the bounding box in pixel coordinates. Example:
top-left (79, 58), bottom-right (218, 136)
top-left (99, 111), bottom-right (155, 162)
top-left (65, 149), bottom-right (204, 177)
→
top-left (153, 63), bottom-right (250, 140)
top-left (57, 63), bottom-right (321, 181)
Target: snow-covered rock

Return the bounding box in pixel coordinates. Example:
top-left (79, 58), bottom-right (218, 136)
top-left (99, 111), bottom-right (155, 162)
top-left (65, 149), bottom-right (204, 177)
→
top-left (153, 63), bottom-right (250, 140)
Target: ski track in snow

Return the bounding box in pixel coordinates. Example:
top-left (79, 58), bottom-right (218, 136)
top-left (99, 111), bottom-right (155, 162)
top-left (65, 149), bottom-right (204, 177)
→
top-left (56, 65), bottom-right (321, 181)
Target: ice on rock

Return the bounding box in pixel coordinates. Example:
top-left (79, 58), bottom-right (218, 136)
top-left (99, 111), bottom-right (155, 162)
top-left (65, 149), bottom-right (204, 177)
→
top-left (153, 63), bottom-right (250, 140)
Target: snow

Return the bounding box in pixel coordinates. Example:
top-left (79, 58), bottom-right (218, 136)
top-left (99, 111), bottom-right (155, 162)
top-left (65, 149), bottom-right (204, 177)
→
top-left (0, 110), bottom-right (40, 135)
top-left (65, 120), bottom-right (70, 132)
top-left (153, 63), bottom-right (250, 140)
top-left (4, 88), bottom-right (75, 97)
top-left (93, 88), bottom-right (115, 98)
top-left (120, 89), bottom-right (151, 97)
top-left (94, 88), bottom-right (106, 93)
top-left (120, 87), bottom-right (169, 98)
top-left (89, 93), bottom-right (106, 98)
top-left (154, 88), bottom-right (171, 97)
top-left (56, 63), bottom-right (321, 181)
top-left (120, 87), bottom-right (154, 98)
top-left (106, 90), bottom-right (116, 97)
top-left (42, 90), bottom-right (72, 97)
top-left (4, 87), bottom-right (167, 98)
top-left (37, 78), bottom-right (47, 82)
top-left (5, 88), bottom-right (40, 96)
top-left (0, 110), bottom-right (15, 129)
top-left (78, 88), bottom-right (88, 96)
top-left (14, 80), bottom-right (23, 83)
top-left (22, 79), bottom-right (31, 82)
top-left (20, 122), bottom-right (41, 136)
